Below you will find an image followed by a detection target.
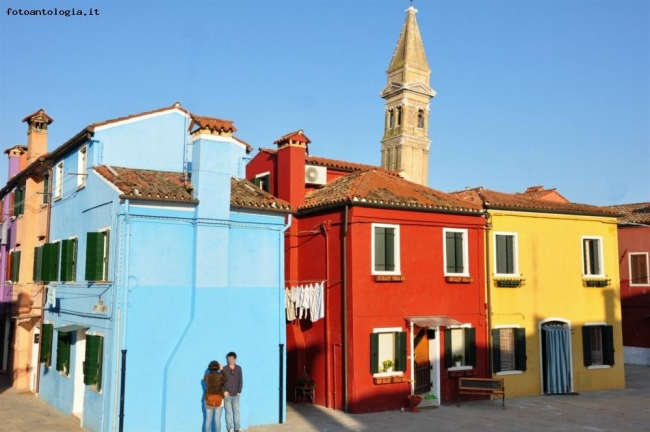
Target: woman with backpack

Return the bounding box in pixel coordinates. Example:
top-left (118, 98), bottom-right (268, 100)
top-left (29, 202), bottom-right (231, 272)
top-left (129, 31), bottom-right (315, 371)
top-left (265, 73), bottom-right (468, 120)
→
top-left (204, 360), bottom-right (228, 432)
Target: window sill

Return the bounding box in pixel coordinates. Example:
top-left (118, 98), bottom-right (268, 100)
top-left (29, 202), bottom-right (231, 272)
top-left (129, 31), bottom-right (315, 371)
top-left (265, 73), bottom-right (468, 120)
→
top-left (448, 366), bottom-right (473, 371)
top-left (445, 276), bottom-right (473, 284)
top-left (54, 196), bottom-right (62, 202)
top-left (76, 184), bottom-right (86, 191)
top-left (587, 365), bottom-right (611, 370)
top-left (373, 375), bottom-right (408, 385)
top-left (496, 370), bottom-right (523, 376)
top-left (373, 371), bottom-right (403, 378)
top-left (629, 284), bottom-right (650, 287)
top-left (372, 275), bottom-right (405, 282)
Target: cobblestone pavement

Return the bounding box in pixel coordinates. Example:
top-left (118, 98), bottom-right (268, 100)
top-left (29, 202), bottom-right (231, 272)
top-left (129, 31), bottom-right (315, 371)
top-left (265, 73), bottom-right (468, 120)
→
top-left (0, 366), bottom-right (647, 431)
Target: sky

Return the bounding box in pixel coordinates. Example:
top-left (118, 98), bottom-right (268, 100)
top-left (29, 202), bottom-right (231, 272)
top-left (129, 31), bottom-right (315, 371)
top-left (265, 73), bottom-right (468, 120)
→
top-left (0, 0), bottom-right (648, 205)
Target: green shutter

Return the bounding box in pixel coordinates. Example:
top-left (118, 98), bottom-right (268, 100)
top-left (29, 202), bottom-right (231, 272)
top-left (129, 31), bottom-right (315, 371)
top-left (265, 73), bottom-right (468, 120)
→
top-left (12, 251), bottom-right (21, 282)
top-left (385, 228), bottom-right (395, 272)
top-left (84, 335), bottom-right (103, 388)
top-left (43, 175), bottom-right (49, 204)
top-left (42, 243), bottom-right (61, 282)
top-left (33, 247), bottom-right (41, 282)
top-left (40, 324), bottom-right (53, 365)
top-left (505, 236), bottom-right (515, 274)
top-left (56, 332), bottom-right (71, 373)
top-left (394, 331), bottom-right (407, 371)
top-left (514, 328), bottom-right (527, 371)
top-left (444, 329), bottom-right (452, 368)
top-left (60, 239), bottom-right (77, 282)
top-left (602, 325), bottom-right (615, 366)
top-left (582, 326), bottom-right (592, 366)
top-left (464, 327), bottom-right (476, 366)
top-left (492, 329), bottom-right (502, 373)
top-left (370, 333), bottom-right (380, 373)
top-left (85, 232), bottom-right (105, 281)
top-left (12, 190), bottom-right (18, 215)
top-left (455, 233), bottom-right (464, 273)
top-left (496, 235), bottom-right (507, 274)
top-left (445, 232), bottom-right (456, 273)
top-left (374, 227), bottom-right (386, 272)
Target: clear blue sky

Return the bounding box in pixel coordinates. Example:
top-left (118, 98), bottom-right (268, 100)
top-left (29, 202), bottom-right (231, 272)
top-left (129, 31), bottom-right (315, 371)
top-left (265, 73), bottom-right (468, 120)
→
top-left (1, 0), bottom-right (648, 205)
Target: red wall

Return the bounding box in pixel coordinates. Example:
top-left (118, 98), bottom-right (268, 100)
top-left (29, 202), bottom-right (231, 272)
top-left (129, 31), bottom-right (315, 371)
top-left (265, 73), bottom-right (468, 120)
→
top-left (618, 226), bottom-right (650, 349)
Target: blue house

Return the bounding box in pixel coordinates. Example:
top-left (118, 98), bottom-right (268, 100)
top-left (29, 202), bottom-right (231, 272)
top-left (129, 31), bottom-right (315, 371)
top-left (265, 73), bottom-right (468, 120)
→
top-left (38, 104), bottom-right (291, 431)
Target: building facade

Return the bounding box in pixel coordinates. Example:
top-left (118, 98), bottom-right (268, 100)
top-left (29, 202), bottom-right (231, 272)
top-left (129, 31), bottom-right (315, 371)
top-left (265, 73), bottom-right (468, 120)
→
top-left (247, 131), bottom-right (488, 413)
top-left (606, 203), bottom-right (650, 366)
top-left (31, 105), bottom-right (290, 432)
top-left (453, 188), bottom-right (627, 397)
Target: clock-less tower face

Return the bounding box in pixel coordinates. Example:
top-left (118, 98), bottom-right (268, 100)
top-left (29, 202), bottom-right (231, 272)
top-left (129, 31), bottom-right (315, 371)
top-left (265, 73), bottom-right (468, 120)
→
top-left (380, 6), bottom-right (436, 186)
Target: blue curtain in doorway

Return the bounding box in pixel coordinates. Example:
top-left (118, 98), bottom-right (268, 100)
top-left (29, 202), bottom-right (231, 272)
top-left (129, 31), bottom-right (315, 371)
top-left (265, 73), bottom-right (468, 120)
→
top-left (543, 325), bottom-right (571, 394)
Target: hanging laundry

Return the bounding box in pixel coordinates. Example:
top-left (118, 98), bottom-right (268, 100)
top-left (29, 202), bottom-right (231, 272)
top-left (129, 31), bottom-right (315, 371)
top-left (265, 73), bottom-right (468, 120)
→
top-left (284, 281), bottom-right (327, 323)
top-left (285, 287), bottom-right (296, 321)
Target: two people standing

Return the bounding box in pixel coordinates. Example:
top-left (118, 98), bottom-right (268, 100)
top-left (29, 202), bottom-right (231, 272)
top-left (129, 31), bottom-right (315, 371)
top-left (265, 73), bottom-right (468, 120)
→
top-left (204, 352), bottom-right (243, 432)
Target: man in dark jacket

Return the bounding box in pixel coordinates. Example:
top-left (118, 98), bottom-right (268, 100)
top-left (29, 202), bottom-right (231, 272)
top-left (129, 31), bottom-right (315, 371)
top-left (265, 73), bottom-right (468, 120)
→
top-left (222, 351), bottom-right (243, 432)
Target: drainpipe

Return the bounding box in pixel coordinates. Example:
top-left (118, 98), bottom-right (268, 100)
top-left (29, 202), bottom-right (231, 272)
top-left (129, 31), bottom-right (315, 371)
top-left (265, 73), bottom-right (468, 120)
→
top-left (485, 213), bottom-right (493, 375)
top-left (320, 222), bottom-right (331, 408)
top-left (279, 214), bottom-right (291, 424)
top-left (342, 205), bottom-right (349, 412)
top-left (36, 167), bottom-right (52, 394)
top-left (118, 199), bottom-right (132, 431)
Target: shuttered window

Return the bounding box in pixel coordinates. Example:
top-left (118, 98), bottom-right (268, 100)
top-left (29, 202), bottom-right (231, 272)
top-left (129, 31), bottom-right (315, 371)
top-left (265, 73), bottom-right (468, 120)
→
top-left (41, 242), bottom-right (61, 282)
top-left (582, 325), bottom-right (614, 367)
top-left (492, 327), bottom-right (527, 373)
top-left (444, 229), bottom-right (467, 275)
top-left (373, 225), bottom-right (399, 274)
top-left (253, 174), bottom-right (270, 192)
top-left (60, 239), bottom-right (77, 282)
top-left (85, 231), bottom-right (109, 281)
top-left (495, 234), bottom-right (517, 275)
top-left (56, 331), bottom-right (71, 375)
top-left (40, 323), bottom-right (53, 366)
top-left (33, 246), bottom-right (44, 282)
top-left (84, 335), bottom-right (104, 390)
top-left (630, 253), bottom-right (649, 286)
top-left (5, 252), bottom-right (12, 281)
top-left (43, 175), bottom-right (50, 205)
top-left (582, 238), bottom-right (602, 276)
top-left (13, 189), bottom-right (24, 216)
top-left (444, 327), bottom-right (476, 368)
top-left (10, 251), bottom-right (21, 282)
top-left (370, 331), bottom-right (407, 374)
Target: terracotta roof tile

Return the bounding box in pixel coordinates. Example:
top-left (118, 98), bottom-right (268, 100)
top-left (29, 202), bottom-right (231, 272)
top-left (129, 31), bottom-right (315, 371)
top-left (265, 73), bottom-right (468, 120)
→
top-left (604, 202), bottom-right (650, 225)
top-left (273, 130), bottom-right (311, 146)
top-left (190, 115), bottom-right (237, 134)
top-left (451, 187), bottom-right (619, 217)
top-left (258, 148), bottom-right (395, 175)
top-left (94, 165), bottom-right (197, 203)
top-left (520, 186), bottom-right (569, 203)
top-left (22, 109), bottom-right (54, 124)
top-left (91, 103), bottom-right (189, 129)
top-left (230, 178), bottom-right (291, 213)
top-left (300, 169), bottom-right (482, 213)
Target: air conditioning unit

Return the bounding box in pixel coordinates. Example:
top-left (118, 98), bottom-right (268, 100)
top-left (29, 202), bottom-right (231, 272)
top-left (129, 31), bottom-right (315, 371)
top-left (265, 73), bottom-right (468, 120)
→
top-left (305, 165), bottom-right (327, 185)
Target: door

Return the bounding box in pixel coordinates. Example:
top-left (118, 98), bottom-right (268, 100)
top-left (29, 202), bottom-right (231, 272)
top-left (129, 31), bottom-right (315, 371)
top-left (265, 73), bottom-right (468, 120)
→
top-left (541, 321), bottom-right (572, 394)
top-left (413, 326), bottom-right (440, 406)
top-left (29, 327), bottom-right (40, 392)
top-left (72, 331), bottom-right (86, 420)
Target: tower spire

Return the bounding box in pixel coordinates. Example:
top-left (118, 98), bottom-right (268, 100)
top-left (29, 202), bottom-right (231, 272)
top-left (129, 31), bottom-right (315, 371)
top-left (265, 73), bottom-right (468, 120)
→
top-left (380, 6), bottom-right (435, 186)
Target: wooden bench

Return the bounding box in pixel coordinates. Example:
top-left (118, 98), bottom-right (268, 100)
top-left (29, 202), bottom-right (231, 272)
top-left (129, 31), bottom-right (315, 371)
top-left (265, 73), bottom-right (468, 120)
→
top-left (457, 377), bottom-right (505, 409)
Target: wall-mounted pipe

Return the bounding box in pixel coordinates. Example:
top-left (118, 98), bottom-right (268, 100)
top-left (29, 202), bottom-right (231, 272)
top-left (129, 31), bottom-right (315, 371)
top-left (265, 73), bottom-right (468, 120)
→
top-left (342, 205), bottom-right (349, 412)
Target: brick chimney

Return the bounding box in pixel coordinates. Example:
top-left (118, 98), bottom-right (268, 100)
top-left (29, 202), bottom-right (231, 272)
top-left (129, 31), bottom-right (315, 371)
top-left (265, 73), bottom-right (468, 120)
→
top-left (22, 109), bottom-right (53, 163)
top-left (274, 130), bottom-right (310, 207)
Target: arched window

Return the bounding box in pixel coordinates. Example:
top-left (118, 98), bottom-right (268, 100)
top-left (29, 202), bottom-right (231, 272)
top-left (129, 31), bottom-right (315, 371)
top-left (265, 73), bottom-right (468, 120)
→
top-left (397, 107), bottom-right (402, 126)
top-left (389, 110), bottom-right (395, 129)
top-left (417, 110), bottom-right (425, 128)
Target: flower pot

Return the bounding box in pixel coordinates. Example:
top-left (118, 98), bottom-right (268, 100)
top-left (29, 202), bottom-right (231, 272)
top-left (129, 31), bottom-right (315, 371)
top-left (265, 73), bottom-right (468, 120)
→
top-left (407, 395), bottom-right (423, 413)
top-left (455, 361), bottom-right (461, 367)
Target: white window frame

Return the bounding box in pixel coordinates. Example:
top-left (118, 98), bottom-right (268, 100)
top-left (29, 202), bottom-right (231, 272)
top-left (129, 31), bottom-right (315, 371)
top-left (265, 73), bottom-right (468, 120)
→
top-left (493, 232), bottom-right (519, 277)
top-left (372, 327), bottom-right (403, 377)
top-left (443, 228), bottom-right (470, 277)
top-left (584, 322), bottom-right (611, 369)
top-left (494, 324), bottom-right (523, 376)
top-left (629, 252), bottom-right (650, 286)
top-left (98, 227), bottom-right (111, 282)
top-left (254, 171), bottom-right (270, 192)
top-left (54, 162), bottom-right (64, 200)
top-left (581, 236), bottom-right (604, 277)
top-left (77, 146), bottom-right (87, 189)
top-left (447, 323), bottom-right (473, 371)
top-left (371, 223), bottom-right (401, 276)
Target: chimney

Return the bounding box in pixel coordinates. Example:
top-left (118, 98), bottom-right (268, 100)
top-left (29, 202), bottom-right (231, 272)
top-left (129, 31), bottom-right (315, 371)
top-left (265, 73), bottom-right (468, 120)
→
top-left (22, 109), bottom-right (53, 163)
top-left (274, 130), bottom-right (310, 207)
top-left (3, 145), bottom-right (28, 180)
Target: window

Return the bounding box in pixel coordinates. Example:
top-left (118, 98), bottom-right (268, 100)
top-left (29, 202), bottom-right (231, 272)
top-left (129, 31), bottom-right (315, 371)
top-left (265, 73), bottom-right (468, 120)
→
top-left (372, 224), bottom-right (400, 275)
top-left (582, 325), bottom-right (614, 367)
top-left (84, 335), bottom-right (104, 391)
top-left (77, 146), bottom-right (87, 189)
top-left (60, 238), bottom-right (78, 282)
top-left (444, 327), bottom-right (476, 369)
top-left (85, 230), bottom-right (110, 281)
top-left (13, 188), bottom-right (24, 216)
top-left (10, 250), bottom-right (21, 282)
top-left (41, 242), bottom-right (61, 282)
top-left (389, 110), bottom-right (395, 129)
top-left (253, 173), bottom-right (270, 193)
top-left (40, 323), bottom-right (53, 366)
top-left (444, 229), bottom-right (469, 276)
top-left (42, 175), bottom-right (49, 205)
top-left (495, 233), bottom-right (518, 275)
top-left (582, 237), bottom-right (603, 276)
top-left (630, 253), bottom-right (649, 286)
top-left (33, 246), bottom-right (44, 282)
top-left (492, 327), bottom-right (527, 373)
top-left (370, 329), bottom-right (407, 375)
top-left (56, 331), bottom-right (71, 375)
top-left (417, 110), bottom-right (425, 128)
top-left (54, 162), bottom-right (63, 200)
top-left (396, 106), bottom-right (402, 126)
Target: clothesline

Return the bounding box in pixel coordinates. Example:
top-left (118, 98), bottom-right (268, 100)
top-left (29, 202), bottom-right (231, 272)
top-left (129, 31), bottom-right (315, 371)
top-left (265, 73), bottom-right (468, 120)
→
top-left (285, 282), bottom-right (325, 323)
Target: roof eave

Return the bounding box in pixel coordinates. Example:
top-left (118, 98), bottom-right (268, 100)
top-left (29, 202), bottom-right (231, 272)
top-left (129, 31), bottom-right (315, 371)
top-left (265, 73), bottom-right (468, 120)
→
top-left (298, 200), bottom-right (484, 217)
top-left (485, 205), bottom-right (620, 218)
top-left (230, 204), bottom-right (292, 214)
top-left (119, 195), bottom-right (199, 205)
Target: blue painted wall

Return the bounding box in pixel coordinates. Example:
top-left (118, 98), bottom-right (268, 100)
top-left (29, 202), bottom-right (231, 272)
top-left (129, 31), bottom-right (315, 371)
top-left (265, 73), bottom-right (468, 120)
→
top-left (40, 112), bottom-right (288, 432)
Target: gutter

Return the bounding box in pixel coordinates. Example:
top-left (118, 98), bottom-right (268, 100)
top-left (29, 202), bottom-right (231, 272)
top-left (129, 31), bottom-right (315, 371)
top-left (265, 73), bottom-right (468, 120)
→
top-left (297, 201), bottom-right (484, 218)
top-left (485, 205), bottom-right (622, 219)
top-left (118, 195), bottom-right (199, 206)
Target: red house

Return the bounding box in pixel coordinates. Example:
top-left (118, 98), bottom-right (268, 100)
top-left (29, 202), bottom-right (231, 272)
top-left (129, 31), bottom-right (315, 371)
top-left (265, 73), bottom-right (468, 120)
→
top-left (246, 131), bottom-right (488, 413)
top-left (606, 202), bottom-right (650, 366)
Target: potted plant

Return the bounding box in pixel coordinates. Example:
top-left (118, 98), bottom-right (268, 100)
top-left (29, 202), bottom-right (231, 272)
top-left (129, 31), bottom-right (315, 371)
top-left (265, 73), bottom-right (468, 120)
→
top-left (406, 394), bottom-right (423, 412)
top-left (452, 354), bottom-right (463, 367)
top-left (382, 359), bottom-right (394, 373)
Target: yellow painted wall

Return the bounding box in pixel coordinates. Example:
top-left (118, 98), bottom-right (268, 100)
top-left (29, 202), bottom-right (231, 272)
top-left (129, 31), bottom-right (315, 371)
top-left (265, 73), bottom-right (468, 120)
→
top-left (488, 210), bottom-right (625, 397)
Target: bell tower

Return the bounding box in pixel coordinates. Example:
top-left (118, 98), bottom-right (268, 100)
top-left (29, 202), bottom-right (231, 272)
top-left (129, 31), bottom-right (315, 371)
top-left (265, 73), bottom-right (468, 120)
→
top-left (380, 6), bottom-right (435, 186)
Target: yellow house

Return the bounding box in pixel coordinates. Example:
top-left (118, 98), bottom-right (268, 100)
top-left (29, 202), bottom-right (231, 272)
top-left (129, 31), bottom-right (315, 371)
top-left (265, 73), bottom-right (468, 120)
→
top-left (453, 187), bottom-right (626, 397)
